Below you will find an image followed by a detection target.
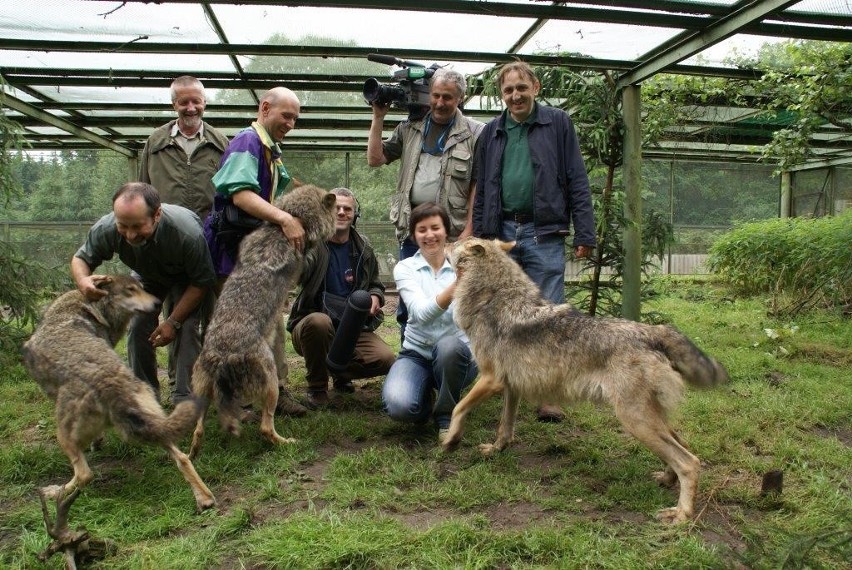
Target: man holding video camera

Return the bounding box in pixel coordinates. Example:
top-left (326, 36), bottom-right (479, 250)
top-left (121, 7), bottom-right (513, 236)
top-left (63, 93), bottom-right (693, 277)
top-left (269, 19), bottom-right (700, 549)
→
top-left (286, 187), bottom-right (395, 408)
top-left (367, 68), bottom-right (483, 337)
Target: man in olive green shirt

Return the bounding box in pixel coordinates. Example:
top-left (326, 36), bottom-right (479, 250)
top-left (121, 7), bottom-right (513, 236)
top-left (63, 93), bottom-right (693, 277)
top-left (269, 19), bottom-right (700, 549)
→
top-left (72, 183), bottom-right (215, 405)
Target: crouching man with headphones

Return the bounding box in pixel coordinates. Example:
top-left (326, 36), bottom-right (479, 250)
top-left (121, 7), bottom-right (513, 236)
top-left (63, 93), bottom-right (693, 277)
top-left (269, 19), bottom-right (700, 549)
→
top-left (286, 187), bottom-right (396, 408)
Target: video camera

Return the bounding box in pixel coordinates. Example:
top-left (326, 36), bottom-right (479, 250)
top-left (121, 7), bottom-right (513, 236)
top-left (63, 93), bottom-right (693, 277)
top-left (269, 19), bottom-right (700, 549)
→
top-left (363, 54), bottom-right (441, 121)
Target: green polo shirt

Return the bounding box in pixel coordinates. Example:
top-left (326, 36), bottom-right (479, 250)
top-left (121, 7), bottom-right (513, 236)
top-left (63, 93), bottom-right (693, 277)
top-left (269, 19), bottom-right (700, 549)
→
top-left (500, 108), bottom-right (536, 215)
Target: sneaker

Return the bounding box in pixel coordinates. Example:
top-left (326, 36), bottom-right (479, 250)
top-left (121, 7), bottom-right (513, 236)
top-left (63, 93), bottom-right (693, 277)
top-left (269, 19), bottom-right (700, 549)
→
top-left (332, 377), bottom-right (355, 393)
top-left (305, 390), bottom-right (330, 409)
top-left (437, 428), bottom-right (450, 444)
top-left (536, 404), bottom-right (565, 423)
top-left (275, 387), bottom-right (308, 417)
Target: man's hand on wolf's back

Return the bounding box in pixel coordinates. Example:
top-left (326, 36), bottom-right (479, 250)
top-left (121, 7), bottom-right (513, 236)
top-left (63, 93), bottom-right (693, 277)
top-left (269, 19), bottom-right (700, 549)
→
top-left (278, 212), bottom-right (305, 252)
top-left (77, 274), bottom-right (110, 301)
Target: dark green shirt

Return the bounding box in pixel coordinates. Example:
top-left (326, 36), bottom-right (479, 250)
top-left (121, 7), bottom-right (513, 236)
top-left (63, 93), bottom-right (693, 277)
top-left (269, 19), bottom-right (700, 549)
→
top-left (75, 204), bottom-right (215, 290)
top-left (500, 108), bottom-right (537, 215)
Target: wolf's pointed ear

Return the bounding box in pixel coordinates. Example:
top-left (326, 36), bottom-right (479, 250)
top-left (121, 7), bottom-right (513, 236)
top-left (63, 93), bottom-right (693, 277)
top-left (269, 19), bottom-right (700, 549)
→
top-left (498, 240), bottom-right (516, 252)
top-left (470, 244), bottom-right (487, 257)
top-left (323, 193), bottom-right (337, 208)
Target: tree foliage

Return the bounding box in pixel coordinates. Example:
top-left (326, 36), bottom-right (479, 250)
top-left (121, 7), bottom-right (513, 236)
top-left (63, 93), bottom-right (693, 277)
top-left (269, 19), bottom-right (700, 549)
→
top-left (1, 89), bottom-right (59, 358)
top-left (642, 41), bottom-right (852, 173)
top-left (740, 41), bottom-right (852, 172)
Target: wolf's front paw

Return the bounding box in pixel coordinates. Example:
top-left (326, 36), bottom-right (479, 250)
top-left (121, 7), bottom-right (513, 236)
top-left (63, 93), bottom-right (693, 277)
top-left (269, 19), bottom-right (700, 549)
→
top-left (441, 428), bottom-right (462, 452)
top-left (655, 506), bottom-right (689, 524)
top-left (196, 495), bottom-right (217, 513)
top-left (478, 443), bottom-right (499, 456)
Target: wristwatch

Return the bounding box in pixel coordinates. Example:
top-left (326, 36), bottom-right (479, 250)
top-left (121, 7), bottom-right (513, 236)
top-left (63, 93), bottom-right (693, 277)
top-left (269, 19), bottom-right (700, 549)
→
top-left (166, 317), bottom-right (182, 330)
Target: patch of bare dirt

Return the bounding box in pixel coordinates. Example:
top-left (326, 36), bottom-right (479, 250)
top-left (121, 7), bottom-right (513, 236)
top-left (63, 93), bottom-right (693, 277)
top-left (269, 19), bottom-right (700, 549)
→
top-left (792, 342), bottom-right (852, 367)
top-left (483, 501), bottom-right (559, 530)
top-left (19, 421), bottom-right (54, 446)
top-left (0, 528), bottom-right (20, 556)
top-left (386, 507), bottom-right (459, 531)
top-left (694, 506), bottom-right (751, 569)
top-left (812, 425), bottom-right (852, 448)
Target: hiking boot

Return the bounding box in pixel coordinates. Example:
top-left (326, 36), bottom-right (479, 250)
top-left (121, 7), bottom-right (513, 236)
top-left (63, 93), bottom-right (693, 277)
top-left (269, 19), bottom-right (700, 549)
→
top-left (276, 387), bottom-right (308, 417)
top-left (536, 404), bottom-right (566, 423)
top-left (332, 377), bottom-right (355, 393)
top-left (305, 390), bottom-right (330, 409)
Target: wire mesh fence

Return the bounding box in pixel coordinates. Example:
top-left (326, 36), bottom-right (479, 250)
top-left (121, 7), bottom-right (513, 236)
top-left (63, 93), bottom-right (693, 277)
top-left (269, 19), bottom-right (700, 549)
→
top-left (3, 161), bottom-right (848, 283)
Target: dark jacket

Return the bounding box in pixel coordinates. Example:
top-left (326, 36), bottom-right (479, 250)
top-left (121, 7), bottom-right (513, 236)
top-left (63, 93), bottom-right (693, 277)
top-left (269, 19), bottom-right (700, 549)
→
top-left (473, 104), bottom-right (597, 247)
top-left (286, 227), bottom-right (385, 332)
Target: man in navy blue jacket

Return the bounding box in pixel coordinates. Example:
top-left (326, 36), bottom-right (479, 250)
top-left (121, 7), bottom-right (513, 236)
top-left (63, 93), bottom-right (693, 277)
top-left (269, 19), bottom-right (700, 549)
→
top-left (473, 60), bottom-right (597, 422)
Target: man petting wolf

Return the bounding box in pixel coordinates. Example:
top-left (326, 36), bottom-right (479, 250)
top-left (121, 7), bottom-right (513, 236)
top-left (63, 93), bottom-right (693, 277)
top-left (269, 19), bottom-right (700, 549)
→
top-left (204, 86), bottom-right (307, 416)
top-left (71, 182), bottom-right (215, 405)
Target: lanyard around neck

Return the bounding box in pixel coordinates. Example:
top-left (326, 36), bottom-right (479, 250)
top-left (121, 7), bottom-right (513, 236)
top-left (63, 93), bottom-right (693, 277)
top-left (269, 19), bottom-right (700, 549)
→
top-left (421, 114), bottom-right (455, 156)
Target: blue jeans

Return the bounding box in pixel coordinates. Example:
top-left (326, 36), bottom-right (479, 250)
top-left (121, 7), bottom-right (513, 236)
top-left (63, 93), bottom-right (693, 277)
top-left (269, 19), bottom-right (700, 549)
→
top-left (500, 220), bottom-right (566, 304)
top-left (381, 336), bottom-right (478, 429)
top-left (396, 236), bottom-right (419, 342)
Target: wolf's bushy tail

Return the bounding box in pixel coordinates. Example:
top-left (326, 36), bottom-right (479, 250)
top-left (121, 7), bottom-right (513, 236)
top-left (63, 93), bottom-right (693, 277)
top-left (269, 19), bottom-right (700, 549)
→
top-left (118, 397), bottom-right (203, 444)
top-left (652, 326), bottom-right (730, 388)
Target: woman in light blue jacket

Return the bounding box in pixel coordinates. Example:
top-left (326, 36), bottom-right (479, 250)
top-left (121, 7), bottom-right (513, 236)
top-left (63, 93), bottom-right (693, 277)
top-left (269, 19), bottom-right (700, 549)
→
top-left (381, 203), bottom-right (478, 441)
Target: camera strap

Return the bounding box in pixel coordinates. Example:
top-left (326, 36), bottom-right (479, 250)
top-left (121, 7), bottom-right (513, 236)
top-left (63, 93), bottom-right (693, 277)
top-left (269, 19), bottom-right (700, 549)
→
top-left (421, 114), bottom-right (455, 156)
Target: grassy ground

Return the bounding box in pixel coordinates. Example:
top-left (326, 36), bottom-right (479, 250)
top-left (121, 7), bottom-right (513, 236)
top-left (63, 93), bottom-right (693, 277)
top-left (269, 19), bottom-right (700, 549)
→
top-left (1, 279), bottom-right (850, 569)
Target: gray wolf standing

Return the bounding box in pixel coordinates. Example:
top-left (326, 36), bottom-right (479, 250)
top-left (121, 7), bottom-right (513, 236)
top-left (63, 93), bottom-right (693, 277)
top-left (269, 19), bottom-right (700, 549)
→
top-left (442, 238), bottom-right (729, 523)
top-left (23, 275), bottom-right (216, 512)
top-left (190, 184), bottom-right (336, 458)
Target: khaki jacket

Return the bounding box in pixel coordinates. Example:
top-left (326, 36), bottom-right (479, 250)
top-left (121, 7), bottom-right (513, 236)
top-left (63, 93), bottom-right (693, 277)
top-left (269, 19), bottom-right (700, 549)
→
top-left (385, 109), bottom-right (484, 241)
top-left (139, 120), bottom-right (229, 221)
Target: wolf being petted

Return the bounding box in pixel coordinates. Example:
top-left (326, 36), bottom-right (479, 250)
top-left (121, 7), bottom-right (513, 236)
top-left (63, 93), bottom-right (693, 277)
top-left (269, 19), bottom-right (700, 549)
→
top-left (443, 238), bottom-right (729, 524)
top-left (190, 184), bottom-right (337, 459)
top-left (23, 275), bottom-right (216, 513)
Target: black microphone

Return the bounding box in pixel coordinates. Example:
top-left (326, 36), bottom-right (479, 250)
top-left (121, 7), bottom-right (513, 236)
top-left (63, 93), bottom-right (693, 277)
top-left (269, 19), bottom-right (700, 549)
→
top-left (326, 290), bottom-right (372, 374)
top-left (367, 53), bottom-right (401, 66)
top-left (367, 53), bottom-right (424, 68)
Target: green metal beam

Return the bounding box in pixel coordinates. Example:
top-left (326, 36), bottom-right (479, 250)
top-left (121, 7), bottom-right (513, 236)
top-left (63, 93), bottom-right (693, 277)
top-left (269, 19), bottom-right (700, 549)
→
top-left (621, 85), bottom-right (642, 322)
top-left (13, 116), bottom-right (377, 130)
top-left (0, 40), bottom-right (769, 80)
top-left (200, 2), bottom-right (259, 104)
top-left (2, 92), bottom-right (135, 157)
top-left (115, 0), bottom-right (852, 39)
top-left (618, 0), bottom-right (801, 88)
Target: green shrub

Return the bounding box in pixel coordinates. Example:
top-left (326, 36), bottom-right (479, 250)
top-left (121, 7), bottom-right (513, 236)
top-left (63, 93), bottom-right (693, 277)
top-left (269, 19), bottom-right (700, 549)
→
top-left (708, 211), bottom-right (852, 312)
